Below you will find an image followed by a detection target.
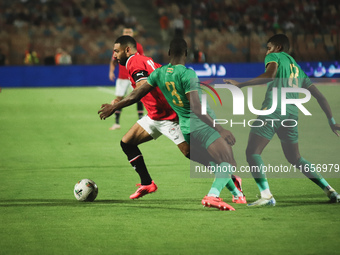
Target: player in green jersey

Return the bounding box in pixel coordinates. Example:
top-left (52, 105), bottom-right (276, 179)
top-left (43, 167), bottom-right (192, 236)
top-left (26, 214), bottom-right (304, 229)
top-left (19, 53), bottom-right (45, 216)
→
top-left (225, 34), bottom-right (340, 206)
top-left (99, 37), bottom-right (246, 210)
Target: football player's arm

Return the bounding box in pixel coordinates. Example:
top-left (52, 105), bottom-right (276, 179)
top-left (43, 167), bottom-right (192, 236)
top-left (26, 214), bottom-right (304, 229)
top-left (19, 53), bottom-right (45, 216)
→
top-left (308, 84), bottom-right (340, 137)
top-left (98, 82), bottom-right (153, 120)
top-left (224, 62), bottom-right (278, 88)
top-left (186, 91), bottom-right (235, 145)
top-left (109, 58), bottom-right (118, 81)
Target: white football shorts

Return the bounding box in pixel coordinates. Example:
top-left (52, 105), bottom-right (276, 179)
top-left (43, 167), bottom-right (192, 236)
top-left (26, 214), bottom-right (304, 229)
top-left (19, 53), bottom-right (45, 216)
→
top-left (115, 78), bottom-right (132, 97)
top-left (137, 115), bottom-right (185, 145)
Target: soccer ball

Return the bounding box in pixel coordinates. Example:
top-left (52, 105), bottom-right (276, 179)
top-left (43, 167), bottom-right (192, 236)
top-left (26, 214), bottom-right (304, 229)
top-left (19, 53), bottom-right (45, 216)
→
top-left (74, 179), bottom-right (98, 202)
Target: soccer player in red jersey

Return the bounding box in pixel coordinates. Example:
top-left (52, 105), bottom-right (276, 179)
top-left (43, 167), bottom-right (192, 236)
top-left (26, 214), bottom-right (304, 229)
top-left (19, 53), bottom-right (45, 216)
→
top-left (109, 28), bottom-right (144, 130)
top-left (100, 36), bottom-right (189, 199)
top-left (100, 37), bottom-right (246, 210)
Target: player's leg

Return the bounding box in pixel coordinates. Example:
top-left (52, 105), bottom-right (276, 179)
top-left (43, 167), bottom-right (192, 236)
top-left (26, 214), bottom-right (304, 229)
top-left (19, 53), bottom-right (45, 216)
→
top-left (189, 138), bottom-right (245, 203)
top-left (201, 137), bottom-right (242, 210)
top-left (110, 95), bottom-right (124, 130)
top-left (281, 141), bottom-right (340, 202)
top-left (110, 78), bottom-right (130, 130)
top-left (246, 115), bottom-right (281, 206)
top-left (246, 132), bottom-right (273, 199)
top-left (121, 122), bottom-right (154, 185)
top-left (191, 126), bottom-right (246, 207)
top-left (121, 126), bottom-right (157, 199)
top-left (206, 137), bottom-right (237, 195)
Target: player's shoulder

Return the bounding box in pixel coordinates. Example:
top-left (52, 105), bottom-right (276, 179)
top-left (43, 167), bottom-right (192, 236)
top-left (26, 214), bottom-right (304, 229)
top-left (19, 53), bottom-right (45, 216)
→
top-left (265, 52), bottom-right (280, 61)
top-left (268, 52), bottom-right (294, 61)
top-left (150, 63), bottom-right (166, 76)
top-left (265, 52), bottom-right (288, 66)
top-left (170, 64), bottom-right (194, 74)
top-left (126, 54), bottom-right (147, 67)
top-left (181, 66), bottom-right (198, 78)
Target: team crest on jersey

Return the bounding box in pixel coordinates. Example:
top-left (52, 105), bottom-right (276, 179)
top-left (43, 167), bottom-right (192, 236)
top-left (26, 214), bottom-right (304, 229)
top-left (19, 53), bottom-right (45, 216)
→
top-left (167, 68), bottom-right (173, 73)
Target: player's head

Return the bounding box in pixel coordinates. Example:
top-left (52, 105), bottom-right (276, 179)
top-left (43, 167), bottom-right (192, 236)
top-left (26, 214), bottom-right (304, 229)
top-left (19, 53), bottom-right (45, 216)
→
top-left (169, 37), bottom-right (187, 58)
top-left (114, 35), bottom-right (137, 66)
top-left (122, 28), bottom-right (134, 37)
top-left (266, 34), bottom-right (290, 55)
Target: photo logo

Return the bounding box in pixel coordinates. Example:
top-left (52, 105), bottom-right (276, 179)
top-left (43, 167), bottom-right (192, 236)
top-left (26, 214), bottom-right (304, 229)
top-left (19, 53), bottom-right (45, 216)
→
top-left (199, 82), bottom-right (222, 110)
top-left (200, 84), bottom-right (312, 116)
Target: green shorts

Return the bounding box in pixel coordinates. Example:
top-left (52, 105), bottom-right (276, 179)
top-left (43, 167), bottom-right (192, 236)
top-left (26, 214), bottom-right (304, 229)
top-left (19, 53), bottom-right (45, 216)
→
top-left (250, 111), bottom-right (298, 144)
top-left (183, 125), bottom-right (221, 149)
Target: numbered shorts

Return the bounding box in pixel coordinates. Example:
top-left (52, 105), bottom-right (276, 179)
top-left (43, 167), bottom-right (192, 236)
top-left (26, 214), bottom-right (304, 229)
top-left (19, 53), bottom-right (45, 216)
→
top-left (137, 115), bottom-right (185, 145)
top-left (115, 78), bottom-right (132, 97)
top-left (250, 111), bottom-right (299, 144)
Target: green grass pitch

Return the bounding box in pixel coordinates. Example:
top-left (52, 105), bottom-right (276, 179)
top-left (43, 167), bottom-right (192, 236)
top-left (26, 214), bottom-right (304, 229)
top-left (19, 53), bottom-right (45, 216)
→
top-left (0, 85), bottom-right (339, 255)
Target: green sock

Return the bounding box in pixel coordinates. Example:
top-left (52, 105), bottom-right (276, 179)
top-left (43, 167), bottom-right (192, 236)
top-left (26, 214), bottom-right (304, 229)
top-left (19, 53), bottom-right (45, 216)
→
top-left (207, 162), bottom-right (233, 197)
top-left (297, 157), bottom-right (330, 190)
top-left (248, 154), bottom-right (270, 192)
top-left (209, 162), bottom-right (242, 197)
top-left (226, 179), bottom-right (242, 197)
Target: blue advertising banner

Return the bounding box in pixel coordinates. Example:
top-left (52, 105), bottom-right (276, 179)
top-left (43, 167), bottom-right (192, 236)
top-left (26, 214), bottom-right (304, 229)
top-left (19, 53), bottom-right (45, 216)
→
top-left (0, 61), bottom-right (339, 88)
top-left (0, 65), bottom-right (111, 88)
top-left (298, 61), bottom-right (340, 78)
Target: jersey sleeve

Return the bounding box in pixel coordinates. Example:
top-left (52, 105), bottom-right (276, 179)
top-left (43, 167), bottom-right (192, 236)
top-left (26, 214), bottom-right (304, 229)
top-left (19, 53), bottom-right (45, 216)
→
top-left (147, 69), bottom-right (158, 87)
top-left (127, 57), bottom-right (149, 83)
top-left (265, 53), bottom-right (279, 68)
top-left (184, 69), bottom-right (199, 94)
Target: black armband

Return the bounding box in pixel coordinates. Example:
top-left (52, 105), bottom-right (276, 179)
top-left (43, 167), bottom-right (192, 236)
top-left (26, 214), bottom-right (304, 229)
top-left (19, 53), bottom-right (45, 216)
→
top-left (132, 70), bottom-right (148, 83)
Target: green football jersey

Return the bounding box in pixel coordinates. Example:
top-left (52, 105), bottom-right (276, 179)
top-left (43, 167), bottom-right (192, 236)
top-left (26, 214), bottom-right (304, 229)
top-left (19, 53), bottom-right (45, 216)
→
top-left (147, 63), bottom-right (214, 135)
top-left (263, 52), bottom-right (312, 115)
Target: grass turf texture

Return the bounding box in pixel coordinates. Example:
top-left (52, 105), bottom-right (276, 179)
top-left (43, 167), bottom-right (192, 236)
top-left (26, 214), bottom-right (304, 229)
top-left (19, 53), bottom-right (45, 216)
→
top-left (0, 86), bottom-right (339, 255)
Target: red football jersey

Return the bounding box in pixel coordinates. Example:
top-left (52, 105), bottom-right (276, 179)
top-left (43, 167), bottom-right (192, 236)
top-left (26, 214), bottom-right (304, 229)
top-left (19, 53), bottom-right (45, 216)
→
top-left (125, 53), bottom-right (178, 121)
top-left (112, 42), bottom-right (144, 79)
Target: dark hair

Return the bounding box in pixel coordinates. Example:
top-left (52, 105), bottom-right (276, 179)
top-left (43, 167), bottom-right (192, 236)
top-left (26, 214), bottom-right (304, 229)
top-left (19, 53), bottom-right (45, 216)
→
top-left (169, 37), bottom-right (187, 57)
top-left (115, 35), bottom-right (136, 49)
top-left (267, 34), bottom-right (290, 52)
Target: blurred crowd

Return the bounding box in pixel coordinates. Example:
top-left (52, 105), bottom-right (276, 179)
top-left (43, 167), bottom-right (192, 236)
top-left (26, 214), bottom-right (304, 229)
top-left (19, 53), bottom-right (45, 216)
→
top-left (0, 0), bottom-right (339, 65)
top-left (154, 0), bottom-right (339, 62)
top-left (0, 0), bottom-right (153, 65)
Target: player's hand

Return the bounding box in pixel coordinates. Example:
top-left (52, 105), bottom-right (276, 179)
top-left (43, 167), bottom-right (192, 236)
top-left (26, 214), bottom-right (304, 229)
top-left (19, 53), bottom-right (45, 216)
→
top-left (109, 72), bottom-right (115, 81)
top-left (330, 123), bottom-right (340, 137)
top-left (98, 104), bottom-right (115, 120)
top-left (219, 129), bottom-right (236, 146)
top-left (223, 79), bottom-right (241, 87)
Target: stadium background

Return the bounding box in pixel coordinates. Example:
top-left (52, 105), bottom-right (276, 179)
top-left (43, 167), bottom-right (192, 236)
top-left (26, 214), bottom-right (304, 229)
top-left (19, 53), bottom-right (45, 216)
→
top-left (1, 0), bottom-right (339, 87)
top-left (0, 0), bottom-right (339, 65)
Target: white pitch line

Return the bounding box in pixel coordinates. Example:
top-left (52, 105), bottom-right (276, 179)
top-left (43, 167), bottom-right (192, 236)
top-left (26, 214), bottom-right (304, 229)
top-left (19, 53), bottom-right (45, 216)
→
top-left (97, 86), bottom-right (115, 95)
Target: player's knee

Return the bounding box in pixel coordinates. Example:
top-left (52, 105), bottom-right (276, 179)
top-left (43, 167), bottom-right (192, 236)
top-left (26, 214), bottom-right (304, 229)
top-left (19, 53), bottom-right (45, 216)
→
top-left (245, 147), bottom-right (254, 161)
top-left (225, 157), bottom-right (236, 167)
top-left (120, 140), bottom-right (141, 160)
top-left (181, 148), bottom-right (190, 158)
top-left (286, 155), bottom-right (300, 166)
top-left (247, 153), bottom-right (261, 165)
top-left (120, 140), bottom-right (130, 154)
top-left (216, 152), bottom-right (235, 166)
top-left (178, 142), bottom-right (190, 158)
